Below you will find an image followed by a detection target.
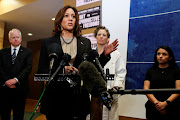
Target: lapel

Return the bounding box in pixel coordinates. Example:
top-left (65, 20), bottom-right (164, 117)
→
top-left (54, 35), bottom-right (61, 46)
top-left (7, 47), bottom-right (12, 62)
top-left (77, 37), bottom-right (85, 57)
top-left (53, 35), bottom-right (63, 54)
top-left (14, 46), bottom-right (24, 64)
top-left (74, 37), bottom-right (85, 65)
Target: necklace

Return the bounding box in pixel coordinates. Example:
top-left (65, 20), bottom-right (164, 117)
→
top-left (159, 67), bottom-right (167, 74)
top-left (60, 35), bottom-right (74, 44)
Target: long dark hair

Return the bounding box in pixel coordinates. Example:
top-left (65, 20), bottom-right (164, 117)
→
top-left (53, 5), bottom-right (81, 37)
top-left (153, 45), bottom-right (178, 68)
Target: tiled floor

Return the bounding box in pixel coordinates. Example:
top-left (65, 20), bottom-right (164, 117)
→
top-left (25, 99), bottom-right (145, 120)
top-left (25, 99), bottom-right (46, 120)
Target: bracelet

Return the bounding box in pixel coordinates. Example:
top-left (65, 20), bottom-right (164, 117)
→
top-left (166, 100), bottom-right (171, 105)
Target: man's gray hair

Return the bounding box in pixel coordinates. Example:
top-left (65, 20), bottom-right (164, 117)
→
top-left (8, 28), bottom-right (22, 38)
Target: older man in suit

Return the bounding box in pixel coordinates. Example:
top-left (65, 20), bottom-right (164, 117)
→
top-left (0, 28), bottom-right (32, 120)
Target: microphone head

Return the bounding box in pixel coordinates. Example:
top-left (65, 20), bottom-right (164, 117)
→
top-left (82, 53), bottom-right (89, 61)
top-left (62, 53), bottom-right (71, 63)
top-left (49, 53), bottom-right (58, 59)
top-left (78, 61), bottom-right (106, 96)
top-left (106, 68), bottom-right (110, 75)
top-left (48, 43), bottom-right (62, 59)
top-left (88, 50), bottom-right (99, 62)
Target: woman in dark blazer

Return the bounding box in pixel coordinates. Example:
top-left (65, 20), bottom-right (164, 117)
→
top-left (37, 5), bottom-right (118, 120)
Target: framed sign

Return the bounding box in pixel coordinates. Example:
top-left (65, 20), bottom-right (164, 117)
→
top-left (82, 33), bottom-right (97, 49)
top-left (76, 0), bottom-right (101, 7)
top-left (78, 6), bottom-right (101, 29)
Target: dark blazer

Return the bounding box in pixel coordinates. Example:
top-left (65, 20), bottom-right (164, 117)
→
top-left (0, 46), bottom-right (32, 91)
top-left (37, 35), bottom-right (110, 118)
top-left (38, 35), bottom-right (109, 74)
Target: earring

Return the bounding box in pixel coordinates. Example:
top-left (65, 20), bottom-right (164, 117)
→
top-left (58, 24), bottom-right (62, 31)
top-left (58, 24), bottom-right (61, 29)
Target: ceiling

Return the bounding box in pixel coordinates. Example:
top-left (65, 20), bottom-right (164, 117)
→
top-left (0, 0), bottom-right (64, 41)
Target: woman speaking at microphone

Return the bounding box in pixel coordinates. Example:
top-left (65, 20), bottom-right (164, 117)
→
top-left (37, 5), bottom-right (118, 120)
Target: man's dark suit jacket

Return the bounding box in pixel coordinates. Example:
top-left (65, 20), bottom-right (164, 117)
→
top-left (0, 46), bottom-right (32, 91)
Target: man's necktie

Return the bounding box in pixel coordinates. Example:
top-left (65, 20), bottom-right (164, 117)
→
top-left (12, 48), bottom-right (16, 64)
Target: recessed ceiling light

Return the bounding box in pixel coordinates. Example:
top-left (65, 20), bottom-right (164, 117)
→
top-left (28, 33), bottom-right (33, 36)
top-left (52, 18), bottom-right (55, 21)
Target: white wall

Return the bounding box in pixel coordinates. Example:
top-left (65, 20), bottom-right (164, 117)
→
top-left (102, 0), bottom-right (130, 62)
top-left (102, 0), bottom-right (147, 119)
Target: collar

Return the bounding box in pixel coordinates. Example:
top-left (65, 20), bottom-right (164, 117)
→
top-left (11, 45), bottom-right (21, 55)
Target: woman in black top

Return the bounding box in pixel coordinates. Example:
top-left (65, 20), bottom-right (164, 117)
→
top-left (144, 46), bottom-right (180, 120)
top-left (37, 5), bottom-right (118, 120)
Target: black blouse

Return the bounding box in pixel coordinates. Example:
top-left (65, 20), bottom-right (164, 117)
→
top-left (145, 66), bottom-right (180, 101)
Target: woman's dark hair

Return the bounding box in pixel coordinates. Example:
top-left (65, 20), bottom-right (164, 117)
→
top-left (53, 5), bottom-right (81, 37)
top-left (153, 45), bottom-right (178, 68)
top-left (94, 26), bottom-right (110, 38)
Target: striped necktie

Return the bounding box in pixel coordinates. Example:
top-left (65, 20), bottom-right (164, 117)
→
top-left (12, 48), bottom-right (16, 64)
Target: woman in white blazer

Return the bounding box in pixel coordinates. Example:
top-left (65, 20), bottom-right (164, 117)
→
top-left (95, 26), bottom-right (127, 120)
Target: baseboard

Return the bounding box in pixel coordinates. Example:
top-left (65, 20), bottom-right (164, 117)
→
top-left (119, 116), bottom-right (146, 120)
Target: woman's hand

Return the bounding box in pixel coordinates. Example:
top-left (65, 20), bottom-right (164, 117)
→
top-left (104, 39), bottom-right (119, 56)
top-left (65, 66), bottom-right (79, 74)
top-left (155, 101), bottom-right (168, 111)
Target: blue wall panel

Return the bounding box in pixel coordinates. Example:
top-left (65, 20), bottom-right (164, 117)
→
top-left (126, 0), bottom-right (180, 89)
top-left (130, 0), bottom-right (180, 17)
top-left (126, 63), bottom-right (153, 89)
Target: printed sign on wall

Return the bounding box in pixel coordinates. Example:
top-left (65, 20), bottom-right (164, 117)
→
top-left (82, 33), bottom-right (97, 49)
top-left (78, 6), bottom-right (101, 30)
top-left (76, 0), bottom-right (101, 7)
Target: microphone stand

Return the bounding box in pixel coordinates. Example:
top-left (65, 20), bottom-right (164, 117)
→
top-left (108, 88), bottom-right (180, 95)
top-left (28, 61), bottom-right (66, 120)
top-left (28, 87), bottom-right (46, 120)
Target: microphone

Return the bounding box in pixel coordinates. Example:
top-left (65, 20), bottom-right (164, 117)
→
top-left (88, 50), bottom-right (106, 81)
top-left (79, 61), bottom-right (106, 96)
top-left (78, 61), bottom-right (113, 110)
top-left (59, 53), bottom-right (71, 68)
top-left (48, 43), bottom-right (62, 70)
top-left (82, 53), bottom-right (88, 61)
top-left (106, 68), bottom-right (109, 75)
top-left (48, 53), bottom-right (71, 83)
top-left (72, 70), bottom-right (77, 75)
